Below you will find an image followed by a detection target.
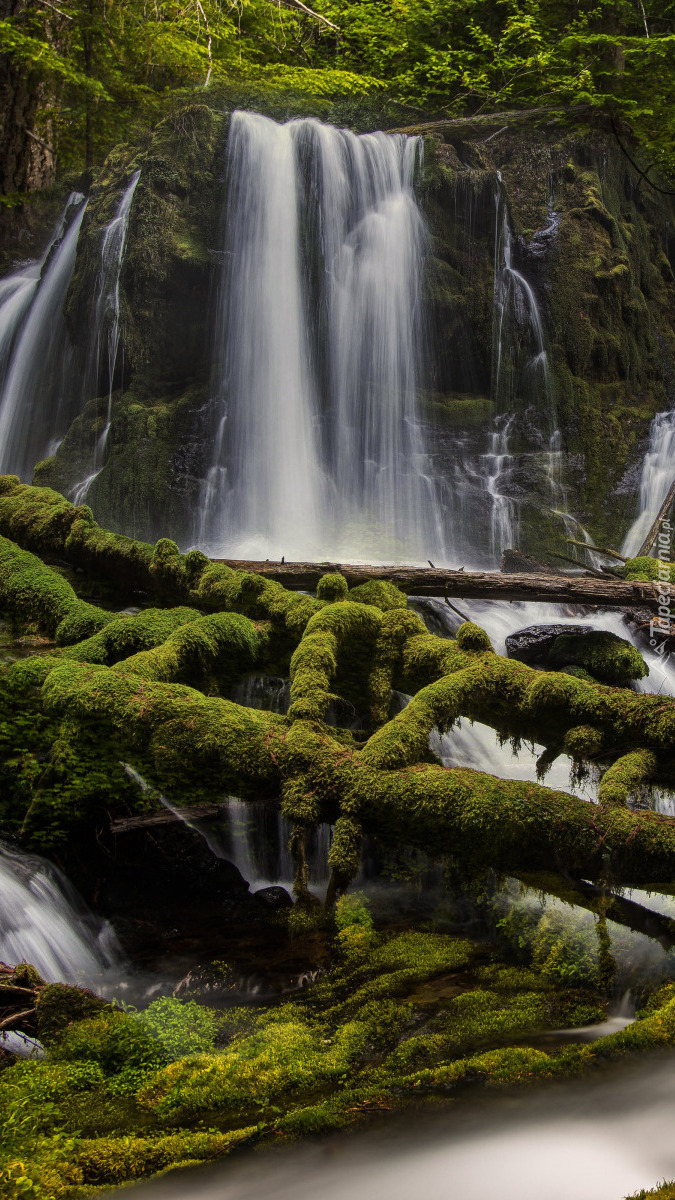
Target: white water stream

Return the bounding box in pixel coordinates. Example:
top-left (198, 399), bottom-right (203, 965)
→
top-left (115, 1052), bottom-right (675, 1200)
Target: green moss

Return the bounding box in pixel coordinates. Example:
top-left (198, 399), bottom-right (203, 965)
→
top-left (73, 1127), bottom-right (257, 1185)
top-left (627, 1185), bottom-right (675, 1200)
top-left (36, 984), bottom-right (112, 1047)
top-left (348, 579), bottom-right (407, 610)
top-left (5, 920), bottom-right (675, 1196)
top-left (0, 534), bottom-right (113, 644)
top-left (598, 749), bottom-right (657, 806)
top-left (547, 630), bottom-right (648, 685)
top-left (289, 601), bottom-right (382, 724)
top-left (420, 392), bottom-right (495, 430)
top-left (456, 621), bottom-right (493, 652)
top-left (563, 724), bottom-right (605, 757)
top-left (624, 556), bottom-right (675, 583)
top-left (316, 572), bottom-right (349, 602)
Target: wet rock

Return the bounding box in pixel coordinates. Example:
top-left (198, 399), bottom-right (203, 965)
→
top-left (501, 548), bottom-right (561, 574)
top-left (408, 597), bottom-right (464, 638)
top-left (173, 961), bottom-right (237, 1000)
top-left (505, 623), bottom-right (593, 665)
top-left (253, 885), bottom-right (294, 909)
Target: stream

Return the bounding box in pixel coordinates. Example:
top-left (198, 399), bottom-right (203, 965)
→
top-left (122, 1051), bottom-right (675, 1200)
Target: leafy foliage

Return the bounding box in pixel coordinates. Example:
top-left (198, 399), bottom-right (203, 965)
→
top-left (3, 0), bottom-right (675, 181)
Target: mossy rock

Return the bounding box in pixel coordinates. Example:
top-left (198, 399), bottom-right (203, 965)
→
top-left (420, 392), bottom-right (495, 430)
top-left (624, 556), bottom-right (675, 583)
top-left (547, 629), bottom-right (648, 685)
top-left (36, 983), bottom-right (113, 1047)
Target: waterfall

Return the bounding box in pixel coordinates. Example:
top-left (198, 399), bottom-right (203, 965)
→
top-left (492, 190), bottom-right (551, 418)
top-left (0, 193), bottom-right (85, 401)
top-left (484, 413), bottom-right (519, 557)
top-left (123, 758), bottom-right (331, 892)
top-left (477, 185), bottom-right (569, 557)
top-left (0, 841), bottom-right (121, 984)
top-left (622, 409), bottom-right (675, 558)
top-left (198, 110), bottom-right (444, 564)
top-left (71, 170), bottom-right (141, 504)
top-left (0, 194), bottom-right (86, 479)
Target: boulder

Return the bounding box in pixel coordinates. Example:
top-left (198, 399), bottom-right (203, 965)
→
top-left (505, 623), bottom-right (593, 666)
top-left (253, 886), bottom-right (294, 909)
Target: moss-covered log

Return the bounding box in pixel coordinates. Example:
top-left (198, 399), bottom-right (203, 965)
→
top-left (3, 498), bottom-right (675, 897)
top-left (2, 654), bottom-right (667, 889)
top-left (0, 476), bottom-right (664, 609)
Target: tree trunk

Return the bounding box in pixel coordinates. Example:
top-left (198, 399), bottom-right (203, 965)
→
top-left (0, 0), bottom-right (60, 195)
top-left (212, 559), bottom-right (662, 610)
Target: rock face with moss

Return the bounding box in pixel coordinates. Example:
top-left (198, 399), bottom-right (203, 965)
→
top-left (421, 120), bottom-right (675, 559)
top-left (35, 103), bottom-right (225, 542)
top-left (3, 107), bottom-right (669, 554)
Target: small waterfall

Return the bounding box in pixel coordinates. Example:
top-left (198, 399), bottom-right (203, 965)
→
top-left (72, 170), bottom-right (141, 504)
top-left (0, 194), bottom-right (86, 479)
top-left (477, 185), bottom-right (569, 557)
top-left (198, 110), bottom-right (444, 564)
top-left (484, 413), bottom-right (519, 557)
top-left (123, 759), bottom-right (331, 892)
top-left (492, 189), bottom-right (552, 419)
top-left (414, 593), bottom-right (675, 802)
top-left (622, 409), bottom-right (675, 557)
top-left (0, 841), bottom-right (121, 984)
top-left (122, 763), bottom-right (231, 861)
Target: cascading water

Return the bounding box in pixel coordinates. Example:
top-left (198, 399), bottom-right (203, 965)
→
top-left (72, 169), bottom-right (141, 504)
top-left (484, 413), bottom-right (519, 557)
top-left (0, 194), bottom-right (86, 479)
top-left (480, 185), bottom-right (571, 556)
top-left (622, 408), bottom-right (675, 558)
top-left (0, 193), bottom-right (85, 403)
top-left (198, 110), bottom-right (444, 564)
top-left (0, 841), bottom-right (121, 984)
top-left (123, 753), bottom-right (331, 892)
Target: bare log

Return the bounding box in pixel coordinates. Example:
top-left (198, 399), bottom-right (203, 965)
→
top-left (388, 105), bottom-right (593, 136)
top-left (0, 1007), bottom-right (36, 1031)
top-left (636, 476), bottom-right (675, 558)
top-left (565, 538), bottom-right (627, 563)
top-left (212, 560), bottom-right (661, 610)
top-left (110, 803), bottom-right (229, 834)
top-left (549, 551), bottom-right (618, 579)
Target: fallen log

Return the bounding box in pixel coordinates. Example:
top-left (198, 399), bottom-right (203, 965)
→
top-left (212, 560), bottom-right (661, 610)
top-left (110, 803), bottom-right (229, 834)
top-left (388, 105), bottom-right (593, 137)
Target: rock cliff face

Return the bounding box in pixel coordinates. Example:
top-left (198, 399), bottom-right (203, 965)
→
top-left (422, 121), bottom-right (675, 558)
top-left (20, 105), bottom-right (675, 555)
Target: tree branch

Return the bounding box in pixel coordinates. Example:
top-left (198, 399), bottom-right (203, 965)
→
top-left (277, 0), bottom-right (339, 30)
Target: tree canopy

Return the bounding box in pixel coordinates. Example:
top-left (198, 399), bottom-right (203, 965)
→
top-left (1, 0), bottom-right (675, 188)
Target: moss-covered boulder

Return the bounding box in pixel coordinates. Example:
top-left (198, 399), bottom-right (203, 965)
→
top-left (547, 629), bottom-right (648, 685)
